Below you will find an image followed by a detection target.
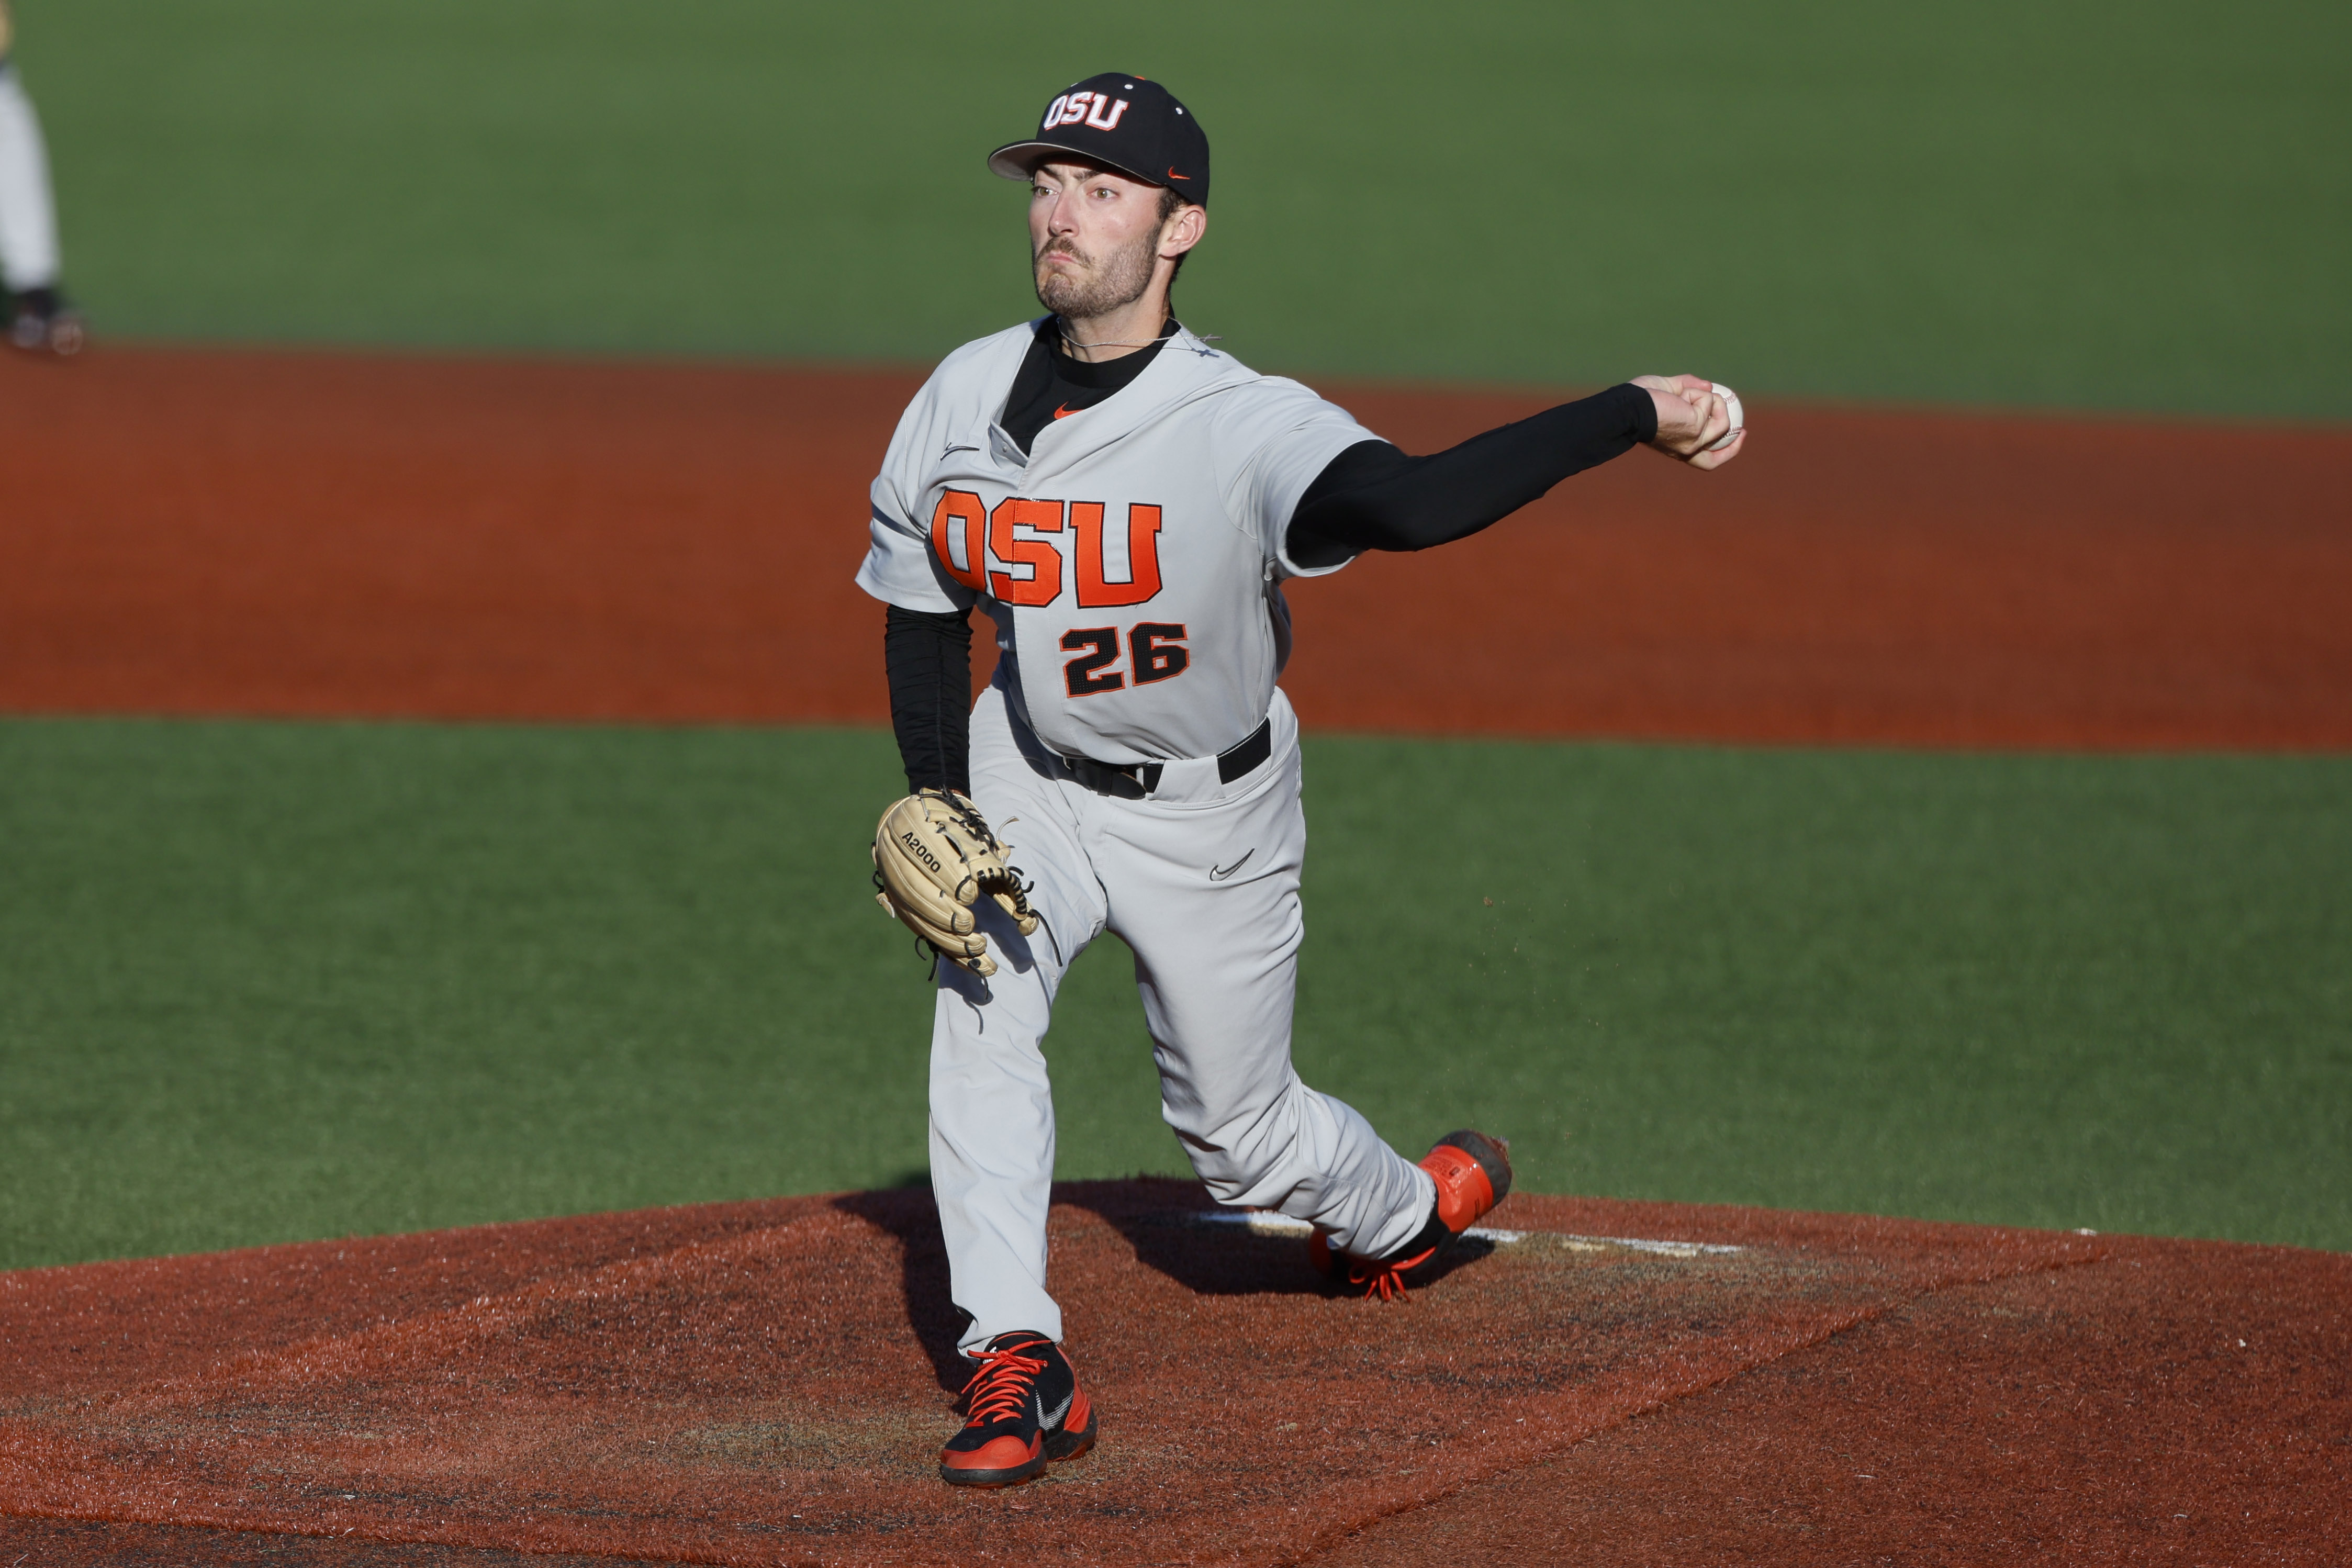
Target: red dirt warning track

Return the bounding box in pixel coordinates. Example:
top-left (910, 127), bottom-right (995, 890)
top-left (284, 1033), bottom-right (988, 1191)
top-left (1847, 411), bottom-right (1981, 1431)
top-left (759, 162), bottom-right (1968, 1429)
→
top-left (2, 1181), bottom-right (2342, 1566)
top-left (3, 346), bottom-right (2348, 747)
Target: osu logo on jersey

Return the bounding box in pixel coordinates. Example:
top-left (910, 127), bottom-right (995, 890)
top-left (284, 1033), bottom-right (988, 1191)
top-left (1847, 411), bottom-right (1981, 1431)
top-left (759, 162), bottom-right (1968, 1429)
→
top-left (928, 491), bottom-right (1163, 609)
top-left (1040, 91), bottom-right (1129, 133)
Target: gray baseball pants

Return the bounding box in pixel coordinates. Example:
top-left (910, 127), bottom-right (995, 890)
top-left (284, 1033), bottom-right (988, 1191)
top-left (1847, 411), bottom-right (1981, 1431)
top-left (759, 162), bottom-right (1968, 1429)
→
top-left (927, 682), bottom-right (1435, 1350)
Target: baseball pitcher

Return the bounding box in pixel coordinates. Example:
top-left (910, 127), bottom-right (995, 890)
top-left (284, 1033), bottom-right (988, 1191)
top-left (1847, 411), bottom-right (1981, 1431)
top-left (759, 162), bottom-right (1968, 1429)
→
top-left (863, 73), bottom-right (1744, 1488)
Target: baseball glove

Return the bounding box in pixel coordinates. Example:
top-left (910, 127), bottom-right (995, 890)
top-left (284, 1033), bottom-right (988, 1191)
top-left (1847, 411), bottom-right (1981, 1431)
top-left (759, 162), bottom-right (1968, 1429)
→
top-left (871, 789), bottom-right (1039, 978)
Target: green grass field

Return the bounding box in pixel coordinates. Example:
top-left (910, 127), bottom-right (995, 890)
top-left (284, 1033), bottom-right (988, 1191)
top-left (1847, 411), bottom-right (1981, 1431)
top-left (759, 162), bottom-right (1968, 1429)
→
top-left (17, 0), bottom-right (2349, 416)
top-left (4, 718), bottom-right (2344, 1271)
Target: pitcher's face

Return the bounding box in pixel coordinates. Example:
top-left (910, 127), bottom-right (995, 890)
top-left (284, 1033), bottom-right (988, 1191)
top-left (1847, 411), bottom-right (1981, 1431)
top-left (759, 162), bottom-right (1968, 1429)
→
top-left (1028, 162), bottom-right (1169, 319)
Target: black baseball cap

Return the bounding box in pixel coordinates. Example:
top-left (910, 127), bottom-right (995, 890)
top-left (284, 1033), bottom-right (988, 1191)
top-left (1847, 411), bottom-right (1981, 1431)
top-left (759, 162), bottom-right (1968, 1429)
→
top-left (988, 74), bottom-right (1209, 207)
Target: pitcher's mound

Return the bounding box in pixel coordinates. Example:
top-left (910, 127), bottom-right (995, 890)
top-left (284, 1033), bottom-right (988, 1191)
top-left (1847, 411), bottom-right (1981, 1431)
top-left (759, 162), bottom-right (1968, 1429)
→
top-left (0, 1181), bottom-right (2105, 1564)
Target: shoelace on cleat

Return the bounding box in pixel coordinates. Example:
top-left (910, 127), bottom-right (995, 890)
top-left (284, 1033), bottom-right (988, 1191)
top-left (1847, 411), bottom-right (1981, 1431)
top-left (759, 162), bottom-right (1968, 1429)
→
top-left (958, 1343), bottom-right (1050, 1426)
top-left (1345, 1245), bottom-right (1437, 1302)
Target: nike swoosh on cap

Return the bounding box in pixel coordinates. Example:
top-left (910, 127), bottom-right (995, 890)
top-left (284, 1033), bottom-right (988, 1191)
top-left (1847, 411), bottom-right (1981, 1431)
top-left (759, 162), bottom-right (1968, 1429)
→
top-left (1166, 168), bottom-right (1191, 181)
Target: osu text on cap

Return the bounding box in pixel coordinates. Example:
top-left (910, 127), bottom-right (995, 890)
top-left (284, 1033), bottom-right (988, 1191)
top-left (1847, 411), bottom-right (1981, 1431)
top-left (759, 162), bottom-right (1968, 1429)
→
top-left (1041, 91), bottom-right (1129, 133)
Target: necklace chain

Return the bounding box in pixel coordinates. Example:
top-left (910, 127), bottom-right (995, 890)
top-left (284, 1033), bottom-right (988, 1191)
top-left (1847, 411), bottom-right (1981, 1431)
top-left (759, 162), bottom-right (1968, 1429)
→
top-left (1055, 318), bottom-right (1178, 354)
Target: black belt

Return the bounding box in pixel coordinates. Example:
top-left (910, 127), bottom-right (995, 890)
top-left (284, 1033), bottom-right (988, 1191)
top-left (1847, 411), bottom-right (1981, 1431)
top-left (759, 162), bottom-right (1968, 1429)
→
top-left (1060, 718), bottom-right (1273, 800)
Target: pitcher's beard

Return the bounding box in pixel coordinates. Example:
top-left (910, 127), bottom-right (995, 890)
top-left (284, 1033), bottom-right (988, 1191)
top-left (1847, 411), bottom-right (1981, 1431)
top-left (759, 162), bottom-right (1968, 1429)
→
top-left (1033, 229), bottom-right (1158, 321)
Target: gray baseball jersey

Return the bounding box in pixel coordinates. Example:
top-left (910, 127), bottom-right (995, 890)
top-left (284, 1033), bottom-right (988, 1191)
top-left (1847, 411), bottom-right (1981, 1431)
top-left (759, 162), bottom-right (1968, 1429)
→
top-left (856, 320), bottom-right (1379, 764)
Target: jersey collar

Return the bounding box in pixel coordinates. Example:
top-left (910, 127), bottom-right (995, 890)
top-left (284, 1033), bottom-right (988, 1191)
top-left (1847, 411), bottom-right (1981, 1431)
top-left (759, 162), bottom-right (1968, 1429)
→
top-left (984, 320), bottom-right (1246, 477)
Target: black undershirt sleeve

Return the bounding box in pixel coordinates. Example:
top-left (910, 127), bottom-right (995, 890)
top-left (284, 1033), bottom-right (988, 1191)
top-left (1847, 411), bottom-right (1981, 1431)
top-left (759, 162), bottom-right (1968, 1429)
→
top-left (882, 604), bottom-right (974, 797)
top-left (1284, 382), bottom-right (1660, 569)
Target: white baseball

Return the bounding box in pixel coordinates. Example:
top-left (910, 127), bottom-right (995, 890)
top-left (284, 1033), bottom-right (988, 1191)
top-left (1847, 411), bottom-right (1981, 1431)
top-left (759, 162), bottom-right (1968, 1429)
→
top-left (1706, 382), bottom-right (1744, 452)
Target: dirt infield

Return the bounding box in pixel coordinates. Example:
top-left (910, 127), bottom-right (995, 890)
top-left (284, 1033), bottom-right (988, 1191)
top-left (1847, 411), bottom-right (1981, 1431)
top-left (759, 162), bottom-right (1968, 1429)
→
top-left (0, 1183), bottom-right (2340, 1565)
top-left (4, 346), bottom-right (2348, 747)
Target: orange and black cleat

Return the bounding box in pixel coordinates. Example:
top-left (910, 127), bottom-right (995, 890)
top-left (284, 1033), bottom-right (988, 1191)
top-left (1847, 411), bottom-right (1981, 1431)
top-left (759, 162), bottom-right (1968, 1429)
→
top-left (937, 1329), bottom-right (1097, 1487)
top-left (1311, 1130), bottom-right (1513, 1299)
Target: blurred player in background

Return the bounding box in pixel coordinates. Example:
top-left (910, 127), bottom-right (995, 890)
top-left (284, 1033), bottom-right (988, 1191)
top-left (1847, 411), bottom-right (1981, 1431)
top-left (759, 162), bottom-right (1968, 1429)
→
top-left (0, 1), bottom-right (83, 355)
